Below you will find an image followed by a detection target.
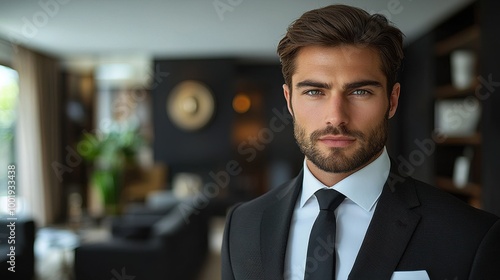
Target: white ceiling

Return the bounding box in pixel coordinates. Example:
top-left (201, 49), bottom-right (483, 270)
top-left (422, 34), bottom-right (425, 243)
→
top-left (0, 0), bottom-right (474, 62)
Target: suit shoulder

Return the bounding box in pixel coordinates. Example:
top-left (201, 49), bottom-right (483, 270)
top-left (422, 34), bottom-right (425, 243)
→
top-left (233, 177), bottom-right (299, 216)
top-left (408, 176), bottom-right (498, 225)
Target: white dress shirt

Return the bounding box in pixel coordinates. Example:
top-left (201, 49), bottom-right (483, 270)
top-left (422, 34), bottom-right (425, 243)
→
top-left (284, 147), bottom-right (391, 280)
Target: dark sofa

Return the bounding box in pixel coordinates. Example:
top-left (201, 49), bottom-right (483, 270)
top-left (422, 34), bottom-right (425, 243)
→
top-left (0, 218), bottom-right (36, 280)
top-left (74, 194), bottom-right (209, 280)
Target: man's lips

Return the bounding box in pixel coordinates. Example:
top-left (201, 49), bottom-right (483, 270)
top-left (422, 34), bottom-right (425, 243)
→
top-left (317, 135), bottom-right (356, 147)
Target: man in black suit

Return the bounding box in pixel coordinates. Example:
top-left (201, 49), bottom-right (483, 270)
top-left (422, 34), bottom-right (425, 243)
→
top-left (221, 4), bottom-right (500, 280)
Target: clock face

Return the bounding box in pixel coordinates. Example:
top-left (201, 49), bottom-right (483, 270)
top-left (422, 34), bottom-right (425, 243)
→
top-left (166, 80), bottom-right (215, 131)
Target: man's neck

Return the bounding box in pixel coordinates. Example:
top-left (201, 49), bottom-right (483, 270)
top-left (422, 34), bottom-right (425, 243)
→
top-left (305, 149), bottom-right (384, 187)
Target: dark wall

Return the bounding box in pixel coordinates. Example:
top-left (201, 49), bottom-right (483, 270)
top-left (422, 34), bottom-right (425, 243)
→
top-left (479, 0), bottom-right (500, 216)
top-left (152, 59), bottom-right (235, 171)
top-left (394, 32), bottom-right (436, 185)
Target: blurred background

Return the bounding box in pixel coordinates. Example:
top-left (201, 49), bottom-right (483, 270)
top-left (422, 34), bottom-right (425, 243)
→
top-left (0, 0), bottom-right (499, 279)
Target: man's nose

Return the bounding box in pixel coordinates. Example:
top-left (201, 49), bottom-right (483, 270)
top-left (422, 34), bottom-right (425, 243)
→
top-left (325, 94), bottom-right (349, 127)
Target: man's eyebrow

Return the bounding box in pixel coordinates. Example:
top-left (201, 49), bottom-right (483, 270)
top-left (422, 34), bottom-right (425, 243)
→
top-left (295, 80), bottom-right (331, 89)
top-left (343, 80), bottom-right (383, 91)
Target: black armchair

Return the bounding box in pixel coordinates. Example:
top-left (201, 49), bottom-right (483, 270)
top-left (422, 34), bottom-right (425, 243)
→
top-left (0, 218), bottom-right (36, 280)
top-left (74, 195), bottom-right (209, 280)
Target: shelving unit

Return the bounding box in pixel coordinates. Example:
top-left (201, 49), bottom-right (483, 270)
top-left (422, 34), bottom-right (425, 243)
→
top-left (402, 1), bottom-right (500, 215)
top-left (434, 25), bottom-right (479, 56)
top-left (432, 3), bottom-right (482, 208)
top-left (439, 133), bottom-right (481, 146)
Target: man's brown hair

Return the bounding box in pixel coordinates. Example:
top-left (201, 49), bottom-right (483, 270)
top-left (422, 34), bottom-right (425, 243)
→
top-left (277, 4), bottom-right (404, 94)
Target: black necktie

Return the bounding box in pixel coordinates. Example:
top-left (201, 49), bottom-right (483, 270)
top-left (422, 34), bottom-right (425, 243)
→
top-left (304, 189), bottom-right (345, 280)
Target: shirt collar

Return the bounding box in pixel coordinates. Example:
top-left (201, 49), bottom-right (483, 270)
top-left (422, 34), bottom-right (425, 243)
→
top-left (300, 147), bottom-right (390, 212)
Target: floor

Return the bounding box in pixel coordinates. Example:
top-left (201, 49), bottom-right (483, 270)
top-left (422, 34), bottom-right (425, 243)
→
top-left (34, 217), bottom-right (225, 280)
top-left (197, 217), bottom-right (224, 280)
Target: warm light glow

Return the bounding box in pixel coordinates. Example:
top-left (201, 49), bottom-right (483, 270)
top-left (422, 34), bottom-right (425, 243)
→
top-left (233, 93), bottom-right (251, 113)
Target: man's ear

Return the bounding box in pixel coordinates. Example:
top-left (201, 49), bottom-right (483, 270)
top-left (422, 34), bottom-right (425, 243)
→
top-left (283, 84), bottom-right (293, 116)
top-left (388, 83), bottom-right (400, 119)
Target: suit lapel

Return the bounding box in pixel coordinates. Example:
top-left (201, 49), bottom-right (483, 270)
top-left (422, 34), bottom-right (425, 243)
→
top-left (261, 171), bottom-right (303, 280)
top-left (348, 168), bottom-right (421, 279)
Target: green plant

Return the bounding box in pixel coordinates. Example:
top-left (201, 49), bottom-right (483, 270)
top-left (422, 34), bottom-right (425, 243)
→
top-left (78, 126), bottom-right (143, 214)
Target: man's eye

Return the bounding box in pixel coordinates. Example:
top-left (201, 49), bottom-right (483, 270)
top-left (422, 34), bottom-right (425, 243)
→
top-left (352, 89), bottom-right (370, 95)
top-left (305, 90), bottom-right (322, 96)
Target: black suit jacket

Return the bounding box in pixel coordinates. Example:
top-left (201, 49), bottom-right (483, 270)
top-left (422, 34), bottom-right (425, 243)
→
top-left (221, 168), bottom-right (500, 279)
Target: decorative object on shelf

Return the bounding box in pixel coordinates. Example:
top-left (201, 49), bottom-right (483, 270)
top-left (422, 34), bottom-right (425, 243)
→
top-left (167, 80), bottom-right (215, 131)
top-left (453, 147), bottom-right (474, 189)
top-left (450, 50), bottom-right (476, 90)
top-left (434, 97), bottom-right (481, 137)
top-left (171, 172), bottom-right (203, 198)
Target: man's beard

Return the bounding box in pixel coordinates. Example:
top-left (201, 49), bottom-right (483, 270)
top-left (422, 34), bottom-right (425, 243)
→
top-left (293, 114), bottom-right (388, 173)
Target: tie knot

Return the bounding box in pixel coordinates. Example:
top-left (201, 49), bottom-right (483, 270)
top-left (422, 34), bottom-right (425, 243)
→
top-left (314, 189), bottom-right (345, 211)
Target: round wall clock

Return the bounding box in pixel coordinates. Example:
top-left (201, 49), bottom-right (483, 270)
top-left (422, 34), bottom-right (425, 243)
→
top-left (166, 80), bottom-right (215, 131)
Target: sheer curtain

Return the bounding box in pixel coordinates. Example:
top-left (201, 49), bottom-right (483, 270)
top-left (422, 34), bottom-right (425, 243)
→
top-left (14, 46), bottom-right (61, 226)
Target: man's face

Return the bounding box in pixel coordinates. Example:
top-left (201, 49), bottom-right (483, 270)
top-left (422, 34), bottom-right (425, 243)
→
top-left (283, 45), bottom-right (400, 174)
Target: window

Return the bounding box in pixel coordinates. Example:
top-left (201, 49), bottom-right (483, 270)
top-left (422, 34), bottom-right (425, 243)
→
top-left (0, 65), bottom-right (19, 206)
